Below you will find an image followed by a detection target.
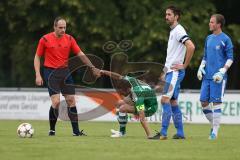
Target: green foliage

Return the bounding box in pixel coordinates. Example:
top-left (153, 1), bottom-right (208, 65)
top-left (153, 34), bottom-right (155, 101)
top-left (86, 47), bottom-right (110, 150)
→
top-left (227, 24), bottom-right (240, 48)
top-left (0, 0), bottom-right (239, 88)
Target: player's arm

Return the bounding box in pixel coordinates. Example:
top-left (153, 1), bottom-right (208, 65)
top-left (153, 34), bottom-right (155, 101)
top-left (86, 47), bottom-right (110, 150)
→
top-left (171, 39), bottom-right (195, 70)
top-left (76, 51), bottom-right (100, 78)
top-left (34, 54), bottom-right (43, 86)
top-left (70, 36), bottom-right (100, 78)
top-left (213, 38), bottom-right (234, 83)
top-left (170, 27), bottom-right (195, 70)
top-left (34, 38), bottom-right (45, 86)
top-left (139, 110), bottom-right (151, 138)
top-left (197, 37), bottom-right (208, 80)
top-left (77, 51), bottom-right (95, 68)
top-left (222, 59), bottom-right (233, 71)
top-left (221, 38), bottom-right (234, 72)
top-left (100, 70), bottom-right (123, 80)
top-left (183, 39), bottom-right (195, 69)
top-left (212, 60), bottom-right (233, 83)
top-left (135, 96), bottom-right (152, 138)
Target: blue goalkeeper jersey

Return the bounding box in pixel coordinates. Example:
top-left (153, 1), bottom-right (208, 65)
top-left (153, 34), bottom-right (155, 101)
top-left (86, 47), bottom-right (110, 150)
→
top-left (203, 32), bottom-right (233, 79)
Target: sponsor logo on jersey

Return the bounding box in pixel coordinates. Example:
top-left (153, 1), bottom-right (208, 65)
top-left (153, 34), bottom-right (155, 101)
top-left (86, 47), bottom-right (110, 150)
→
top-left (216, 45), bottom-right (220, 50)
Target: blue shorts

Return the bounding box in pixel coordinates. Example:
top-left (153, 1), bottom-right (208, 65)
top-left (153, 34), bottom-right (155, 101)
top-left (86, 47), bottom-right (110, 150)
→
top-left (200, 79), bottom-right (227, 103)
top-left (43, 67), bottom-right (75, 96)
top-left (163, 70), bottom-right (185, 100)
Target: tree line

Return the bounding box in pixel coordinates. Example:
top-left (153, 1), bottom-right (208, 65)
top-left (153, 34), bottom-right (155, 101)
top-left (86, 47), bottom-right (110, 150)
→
top-left (0, 0), bottom-right (239, 89)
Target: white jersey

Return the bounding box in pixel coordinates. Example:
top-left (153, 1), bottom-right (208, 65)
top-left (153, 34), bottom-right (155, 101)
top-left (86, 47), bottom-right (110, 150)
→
top-left (165, 24), bottom-right (189, 73)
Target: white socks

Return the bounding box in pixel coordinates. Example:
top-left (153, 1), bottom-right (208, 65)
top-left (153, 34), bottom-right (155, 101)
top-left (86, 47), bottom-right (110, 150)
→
top-left (212, 104), bottom-right (222, 136)
top-left (202, 103), bottom-right (222, 136)
top-left (202, 104), bottom-right (213, 125)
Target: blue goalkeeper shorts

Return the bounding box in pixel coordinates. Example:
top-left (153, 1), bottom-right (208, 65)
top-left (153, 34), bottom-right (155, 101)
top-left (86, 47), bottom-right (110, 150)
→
top-left (200, 78), bottom-right (227, 103)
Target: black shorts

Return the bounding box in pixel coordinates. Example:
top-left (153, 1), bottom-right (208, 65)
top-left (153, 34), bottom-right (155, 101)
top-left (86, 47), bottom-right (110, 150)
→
top-left (43, 67), bottom-right (75, 96)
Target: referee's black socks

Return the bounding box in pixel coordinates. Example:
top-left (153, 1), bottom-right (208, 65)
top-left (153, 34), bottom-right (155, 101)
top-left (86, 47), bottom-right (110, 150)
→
top-left (68, 106), bottom-right (80, 134)
top-left (49, 106), bottom-right (59, 131)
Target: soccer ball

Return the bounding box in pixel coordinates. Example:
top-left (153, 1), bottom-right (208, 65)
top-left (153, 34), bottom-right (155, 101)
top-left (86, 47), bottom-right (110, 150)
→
top-left (17, 123), bottom-right (34, 138)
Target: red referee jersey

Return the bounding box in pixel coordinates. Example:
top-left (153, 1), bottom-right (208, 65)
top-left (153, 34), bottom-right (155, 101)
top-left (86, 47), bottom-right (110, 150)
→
top-left (36, 32), bottom-right (81, 68)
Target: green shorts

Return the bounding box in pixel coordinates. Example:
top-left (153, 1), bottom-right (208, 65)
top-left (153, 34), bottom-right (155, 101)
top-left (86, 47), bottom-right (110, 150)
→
top-left (134, 103), bottom-right (158, 117)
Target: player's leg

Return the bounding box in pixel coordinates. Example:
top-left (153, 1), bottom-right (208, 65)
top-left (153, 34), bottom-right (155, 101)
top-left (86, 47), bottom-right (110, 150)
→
top-left (210, 103), bottom-right (221, 140)
top-left (64, 94), bottom-right (85, 136)
top-left (160, 71), bottom-right (182, 138)
top-left (116, 101), bottom-right (128, 136)
top-left (209, 79), bottom-right (227, 139)
top-left (149, 94), bottom-right (170, 140)
top-left (143, 102), bottom-right (158, 138)
top-left (43, 67), bottom-right (61, 136)
top-left (48, 94), bottom-right (60, 136)
top-left (200, 79), bottom-right (213, 136)
top-left (62, 68), bottom-right (85, 136)
top-left (170, 99), bottom-right (185, 139)
top-left (201, 101), bottom-right (212, 125)
top-left (160, 96), bottom-right (171, 138)
top-left (170, 70), bottom-right (185, 139)
top-left (112, 97), bottom-right (134, 137)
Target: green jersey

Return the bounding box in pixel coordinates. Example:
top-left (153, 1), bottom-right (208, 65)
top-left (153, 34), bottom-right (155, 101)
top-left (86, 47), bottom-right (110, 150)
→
top-left (123, 76), bottom-right (158, 117)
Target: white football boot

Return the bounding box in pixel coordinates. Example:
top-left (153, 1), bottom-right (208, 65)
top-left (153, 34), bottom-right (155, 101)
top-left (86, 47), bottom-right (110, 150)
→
top-left (110, 129), bottom-right (124, 138)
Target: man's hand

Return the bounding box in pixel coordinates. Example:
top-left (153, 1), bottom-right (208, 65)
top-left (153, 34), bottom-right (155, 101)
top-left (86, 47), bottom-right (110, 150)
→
top-left (99, 70), bottom-right (123, 80)
top-left (159, 66), bottom-right (168, 81)
top-left (213, 68), bottom-right (226, 83)
top-left (91, 67), bottom-right (101, 78)
top-left (35, 74), bottom-right (43, 86)
top-left (171, 64), bottom-right (185, 71)
top-left (100, 70), bottom-right (105, 76)
top-left (197, 63), bottom-right (206, 81)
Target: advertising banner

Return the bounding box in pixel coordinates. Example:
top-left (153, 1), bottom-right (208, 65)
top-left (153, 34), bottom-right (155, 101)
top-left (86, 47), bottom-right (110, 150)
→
top-left (0, 90), bottom-right (239, 124)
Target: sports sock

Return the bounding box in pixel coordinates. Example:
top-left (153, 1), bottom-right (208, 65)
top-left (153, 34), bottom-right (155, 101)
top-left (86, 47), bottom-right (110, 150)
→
top-left (68, 106), bottom-right (80, 134)
top-left (212, 104), bottom-right (222, 136)
top-left (171, 105), bottom-right (184, 137)
top-left (49, 106), bottom-right (59, 131)
top-left (116, 110), bottom-right (128, 135)
top-left (160, 103), bottom-right (171, 136)
top-left (202, 104), bottom-right (213, 126)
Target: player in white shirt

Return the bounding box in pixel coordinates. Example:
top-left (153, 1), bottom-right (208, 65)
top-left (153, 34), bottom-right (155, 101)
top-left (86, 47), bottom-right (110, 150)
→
top-left (150, 5), bottom-right (195, 140)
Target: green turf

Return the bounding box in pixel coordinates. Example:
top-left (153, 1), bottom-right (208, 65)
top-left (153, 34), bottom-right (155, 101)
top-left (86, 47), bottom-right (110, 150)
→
top-left (0, 120), bottom-right (239, 160)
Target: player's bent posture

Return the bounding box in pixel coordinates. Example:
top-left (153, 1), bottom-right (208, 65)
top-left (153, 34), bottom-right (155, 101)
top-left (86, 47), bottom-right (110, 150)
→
top-left (149, 6), bottom-right (195, 140)
top-left (34, 17), bottom-right (100, 136)
top-left (197, 14), bottom-right (233, 140)
top-left (100, 70), bottom-right (158, 138)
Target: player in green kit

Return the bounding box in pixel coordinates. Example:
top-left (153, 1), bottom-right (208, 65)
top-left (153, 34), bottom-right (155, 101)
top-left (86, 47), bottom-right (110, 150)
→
top-left (100, 70), bottom-right (158, 138)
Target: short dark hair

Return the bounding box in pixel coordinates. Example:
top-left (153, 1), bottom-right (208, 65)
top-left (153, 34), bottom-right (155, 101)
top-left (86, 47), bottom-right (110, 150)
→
top-left (166, 5), bottom-right (182, 20)
top-left (54, 17), bottom-right (65, 27)
top-left (212, 14), bottom-right (225, 28)
top-left (113, 79), bottom-right (131, 90)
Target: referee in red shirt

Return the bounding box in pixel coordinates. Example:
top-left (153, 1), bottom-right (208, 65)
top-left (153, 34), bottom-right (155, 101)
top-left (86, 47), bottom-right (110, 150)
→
top-left (34, 17), bottom-right (100, 136)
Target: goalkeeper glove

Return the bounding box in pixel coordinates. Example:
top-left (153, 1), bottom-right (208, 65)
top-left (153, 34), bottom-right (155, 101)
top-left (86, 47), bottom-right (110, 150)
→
top-left (197, 63), bottom-right (206, 81)
top-left (212, 68), bottom-right (226, 83)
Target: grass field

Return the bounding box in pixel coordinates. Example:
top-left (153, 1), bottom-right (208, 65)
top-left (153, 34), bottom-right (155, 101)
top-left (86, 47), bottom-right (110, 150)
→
top-left (0, 120), bottom-right (239, 160)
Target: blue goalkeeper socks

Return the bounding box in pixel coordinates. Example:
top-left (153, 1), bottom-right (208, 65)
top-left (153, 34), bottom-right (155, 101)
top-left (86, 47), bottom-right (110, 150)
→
top-left (172, 105), bottom-right (184, 137)
top-left (160, 103), bottom-right (172, 136)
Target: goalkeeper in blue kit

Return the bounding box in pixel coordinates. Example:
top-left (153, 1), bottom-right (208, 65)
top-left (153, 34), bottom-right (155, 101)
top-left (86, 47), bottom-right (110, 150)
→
top-left (197, 14), bottom-right (234, 140)
top-left (100, 70), bottom-right (158, 138)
